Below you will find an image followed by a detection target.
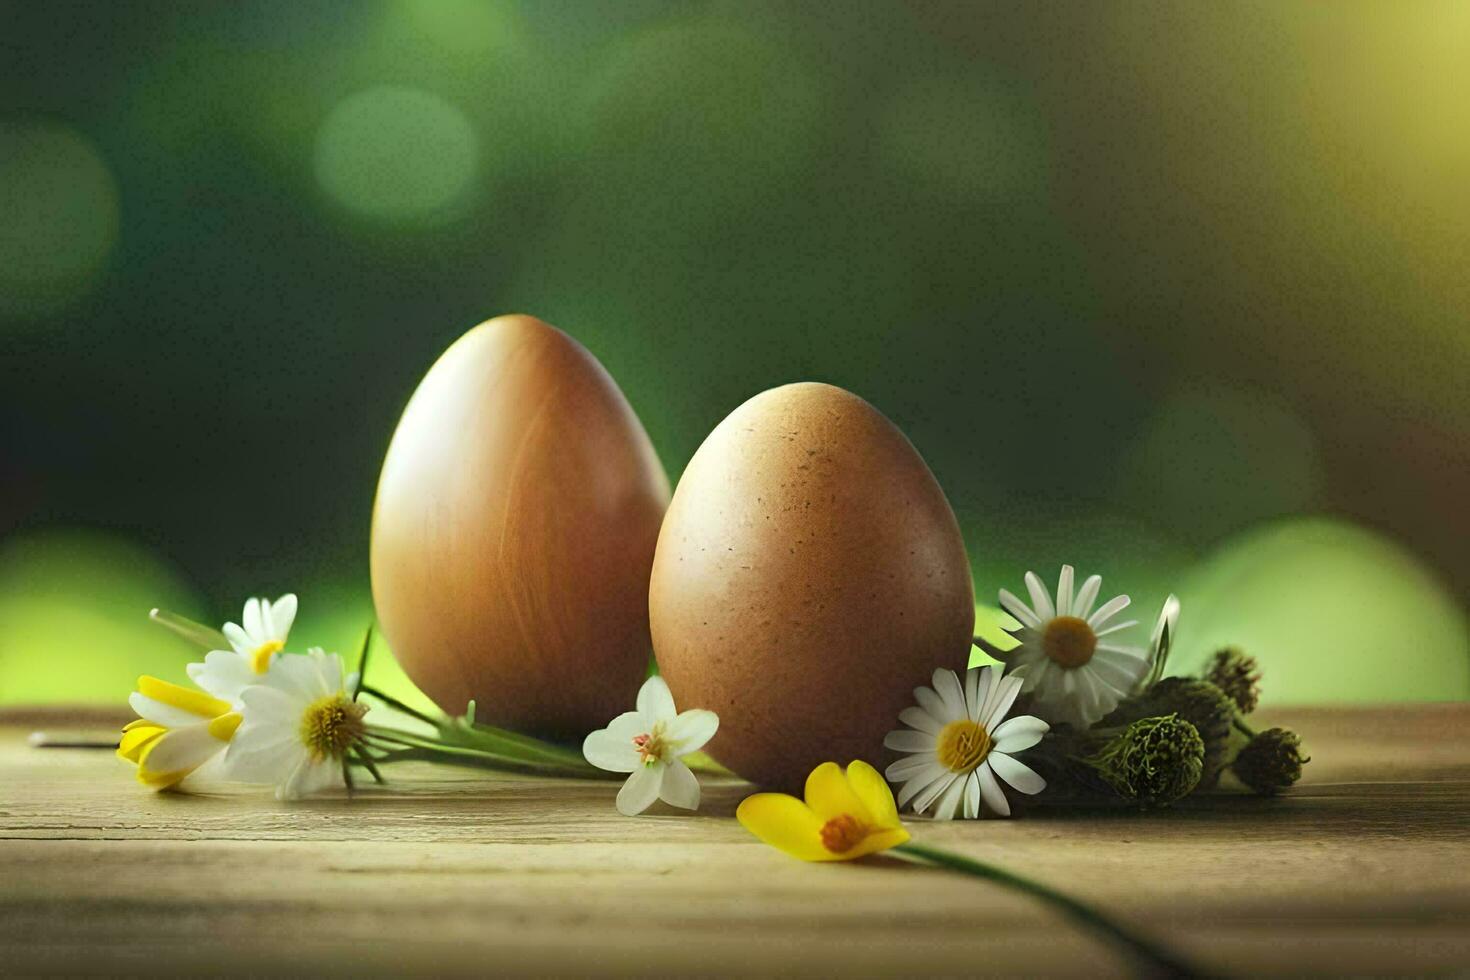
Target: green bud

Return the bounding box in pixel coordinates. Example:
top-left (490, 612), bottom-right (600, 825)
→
top-left (1232, 728), bottom-right (1308, 795)
top-left (1099, 677), bottom-right (1236, 790)
top-left (1083, 714), bottom-right (1204, 808)
top-left (1203, 647), bottom-right (1261, 714)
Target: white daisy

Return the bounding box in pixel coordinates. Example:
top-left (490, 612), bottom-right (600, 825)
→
top-left (187, 593), bottom-right (298, 705)
top-left (883, 664), bottom-right (1048, 819)
top-left (995, 565), bottom-right (1151, 730)
top-left (221, 647), bottom-right (367, 800)
top-left (582, 676), bottom-right (719, 816)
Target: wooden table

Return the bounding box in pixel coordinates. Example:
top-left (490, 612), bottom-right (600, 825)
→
top-left (3, 705), bottom-right (1467, 977)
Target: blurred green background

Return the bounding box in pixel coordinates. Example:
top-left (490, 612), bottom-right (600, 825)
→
top-left (2, 1), bottom-right (1466, 710)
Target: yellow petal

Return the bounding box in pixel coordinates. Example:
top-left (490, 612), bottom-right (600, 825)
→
top-left (137, 675), bottom-right (232, 720)
top-left (736, 793), bottom-right (831, 862)
top-left (804, 761), bottom-right (874, 825)
top-left (208, 712), bottom-right (242, 742)
top-left (844, 825), bottom-right (910, 860)
top-left (122, 718), bottom-right (153, 732)
top-left (845, 760), bottom-right (902, 830)
top-left (117, 724), bottom-right (165, 763)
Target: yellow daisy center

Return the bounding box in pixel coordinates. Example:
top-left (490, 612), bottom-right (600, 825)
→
top-left (299, 694), bottom-right (367, 761)
top-left (1043, 615), bottom-right (1097, 669)
top-left (819, 813), bottom-right (869, 854)
top-left (249, 639), bottom-right (284, 673)
top-left (936, 719), bottom-right (992, 773)
top-left (632, 722), bottom-right (668, 766)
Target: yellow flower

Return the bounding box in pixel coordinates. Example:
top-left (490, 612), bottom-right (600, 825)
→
top-left (736, 761), bottom-right (910, 862)
top-left (119, 675), bottom-right (242, 790)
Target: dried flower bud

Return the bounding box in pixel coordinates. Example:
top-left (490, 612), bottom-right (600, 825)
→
top-left (1084, 714), bottom-right (1204, 808)
top-left (1232, 727), bottom-right (1308, 795)
top-left (1099, 677), bottom-right (1236, 789)
top-left (1204, 647), bottom-right (1262, 714)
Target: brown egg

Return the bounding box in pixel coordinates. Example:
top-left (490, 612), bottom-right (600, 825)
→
top-left (650, 382), bottom-right (974, 789)
top-left (371, 315), bottom-right (670, 740)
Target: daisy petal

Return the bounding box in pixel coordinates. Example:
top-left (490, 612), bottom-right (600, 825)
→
top-left (975, 762), bottom-right (1012, 817)
top-left (990, 714), bottom-right (1048, 754)
top-left (913, 685), bottom-right (950, 722)
top-left (1088, 594), bottom-right (1131, 629)
top-left (964, 772), bottom-right (981, 819)
top-left (886, 755), bottom-right (943, 782)
top-left (963, 667), bottom-right (981, 722)
top-left (897, 768), bottom-right (950, 809)
top-left (933, 775), bottom-right (967, 821)
top-left (931, 669), bottom-right (967, 721)
top-left (997, 589), bottom-right (1041, 629)
top-left (983, 675), bottom-right (1024, 729)
top-left (989, 751), bottom-right (1046, 795)
top-left (912, 772), bottom-right (958, 815)
top-left (1073, 575), bottom-right (1102, 620)
top-left (1056, 565), bottom-right (1074, 617)
top-left (898, 707), bottom-right (942, 736)
top-left (884, 729), bottom-right (937, 753)
top-left (1024, 571), bottom-right (1056, 621)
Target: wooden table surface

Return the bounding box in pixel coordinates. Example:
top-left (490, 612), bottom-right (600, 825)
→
top-left (3, 704), bottom-right (1468, 977)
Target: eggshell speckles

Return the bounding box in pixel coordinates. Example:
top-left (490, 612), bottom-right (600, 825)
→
top-left (650, 382), bottom-right (974, 789)
top-left (371, 315), bottom-right (670, 740)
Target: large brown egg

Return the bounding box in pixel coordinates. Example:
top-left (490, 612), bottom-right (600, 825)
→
top-left (371, 315), bottom-right (670, 740)
top-left (650, 382), bottom-right (974, 789)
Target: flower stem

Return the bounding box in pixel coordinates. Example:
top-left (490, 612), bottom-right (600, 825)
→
top-left (893, 841), bottom-right (1200, 978)
top-left (360, 684), bottom-right (439, 727)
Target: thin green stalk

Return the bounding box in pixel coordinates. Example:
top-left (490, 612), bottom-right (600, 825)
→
top-left (363, 727), bottom-right (613, 779)
top-left (352, 626), bottom-right (373, 702)
top-left (893, 841), bottom-right (1201, 978)
top-left (360, 684), bottom-right (440, 727)
top-left (149, 608), bottom-right (230, 651)
top-left (369, 744), bottom-right (620, 780)
top-left (351, 747), bottom-right (386, 785)
top-left (1232, 716), bottom-right (1256, 738)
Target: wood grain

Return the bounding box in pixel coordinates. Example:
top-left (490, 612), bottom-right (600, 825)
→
top-left (2, 705), bottom-right (1468, 977)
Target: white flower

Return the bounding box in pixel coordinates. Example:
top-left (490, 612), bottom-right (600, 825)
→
top-left (119, 676), bottom-right (242, 790)
top-left (883, 664), bottom-right (1048, 819)
top-left (582, 676), bottom-right (719, 816)
top-left (221, 647), bottom-right (367, 801)
top-left (995, 566), bottom-right (1150, 729)
top-left (1142, 593), bottom-right (1182, 691)
top-left (187, 593), bottom-right (298, 705)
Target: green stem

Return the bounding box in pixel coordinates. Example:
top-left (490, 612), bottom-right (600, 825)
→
top-left (1232, 716), bottom-right (1256, 738)
top-left (893, 842), bottom-right (1200, 978)
top-left (370, 744), bottom-right (619, 780)
top-left (363, 726), bottom-right (615, 780)
top-left (351, 747), bottom-right (386, 785)
top-left (360, 684), bottom-right (439, 727)
top-left (352, 626), bottom-right (373, 702)
top-left (149, 608), bottom-right (230, 651)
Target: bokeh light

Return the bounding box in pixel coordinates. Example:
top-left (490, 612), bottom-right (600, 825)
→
top-left (313, 85), bottom-right (479, 224)
top-left (1177, 517), bottom-right (1469, 704)
top-left (0, 530), bottom-right (204, 704)
top-left (1115, 383), bottom-right (1326, 542)
top-left (875, 72), bottom-right (1050, 204)
top-left (0, 118), bottom-right (119, 318)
